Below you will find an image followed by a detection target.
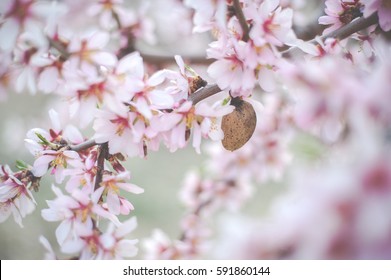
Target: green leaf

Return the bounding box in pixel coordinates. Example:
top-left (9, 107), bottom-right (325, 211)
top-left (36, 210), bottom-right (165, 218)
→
top-left (222, 97), bottom-right (231, 106)
top-left (35, 132), bottom-right (50, 146)
top-left (184, 64), bottom-right (198, 76)
top-left (15, 160), bottom-right (28, 170)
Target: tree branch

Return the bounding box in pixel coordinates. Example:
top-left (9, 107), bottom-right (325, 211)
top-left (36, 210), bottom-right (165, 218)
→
top-left (69, 139), bottom-right (97, 152)
top-left (283, 13), bottom-right (379, 55)
top-left (188, 84), bottom-right (222, 105)
top-left (94, 142), bottom-right (108, 191)
top-left (233, 0), bottom-right (250, 42)
top-left (189, 14), bottom-right (380, 104)
top-left (142, 53), bottom-right (212, 66)
top-left (320, 12), bottom-right (378, 42)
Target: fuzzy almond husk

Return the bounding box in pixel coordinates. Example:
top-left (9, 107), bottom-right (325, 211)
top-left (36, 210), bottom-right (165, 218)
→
top-left (221, 98), bottom-right (257, 151)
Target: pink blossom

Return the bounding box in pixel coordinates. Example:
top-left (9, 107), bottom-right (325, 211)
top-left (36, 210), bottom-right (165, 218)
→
top-left (119, 2), bottom-right (156, 45)
top-left (359, 40), bottom-right (391, 123)
top-left (281, 56), bottom-right (363, 141)
top-left (67, 31), bottom-right (117, 72)
top-left (59, 67), bottom-right (115, 128)
top-left (0, 0), bottom-right (37, 52)
top-left (129, 71), bottom-right (174, 119)
top-left (108, 52), bottom-right (174, 119)
top-left (93, 106), bottom-right (145, 157)
top-left (208, 40), bottom-right (257, 96)
top-left (58, 217), bottom-right (138, 259)
top-left (153, 100), bottom-right (233, 153)
top-left (180, 170), bottom-right (253, 213)
top-left (152, 0), bottom-right (193, 40)
top-left (319, 0), bottom-right (364, 34)
top-left (150, 55), bottom-right (200, 103)
top-left (12, 29), bottom-right (51, 94)
top-left (41, 185), bottom-right (120, 248)
top-left (98, 217), bottom-right (139, 259)
top-left (32, 149), bottom-right (81, 183)
top-left (246, 0), bottom-right (296, 47)
top-left (0, 165), bottom-right (36, 227)
top-left (25, 109), bottom-right (84, 157)
top-left (99, 171), bottom-right (143, 215)
top-left (184, 0), bottom-right (227, 32)
top-left (37, 59), bottom-right (62, 94)
top-left (0, 0), bottom-right (66, 53)
top-left (143, 229), bottom-right (188, 259)
top-left (87, 0), bottom-right (128, 30)
top-left (362, 0), bottom-right (391, 31)
top-left (62, 150), bottom-right (97, 194)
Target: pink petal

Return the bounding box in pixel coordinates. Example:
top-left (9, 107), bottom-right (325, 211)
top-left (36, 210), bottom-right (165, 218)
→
top-left (116, 217), bottom-right (137, 238)
top-left (378, 7), bottom-right (391, 32)
top-left (56, 219), bottom-right (72, 245)
top-left (135, 97), bottom-right (152, 119)
top-left (117, 182), bottom-right (144, 194)
top-left (0, 18), bottom-right (19, 51)
top-left (149, 90), bottom-right (174, 108)
top-left (33, 155), bottom-right (54, 177)
top-left (88, 32), bottom-right (110, 49)
top-left (38, 67), bottom-right (59, 93)
top-left (91, 51), bottom-right (117, 67)
top-left (107, 191), bottom-right (120, 215)
top-left (174, 55), bottom-right (185, 74)
top-left (116, 239), bottom-right (138, 258)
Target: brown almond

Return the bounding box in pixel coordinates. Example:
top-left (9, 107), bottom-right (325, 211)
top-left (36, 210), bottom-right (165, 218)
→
top-left (221, 97), bottom-right (257, 151)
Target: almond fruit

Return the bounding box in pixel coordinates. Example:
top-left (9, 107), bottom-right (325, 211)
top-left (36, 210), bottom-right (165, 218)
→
top-left (221, 97), bottom-right (257, 151)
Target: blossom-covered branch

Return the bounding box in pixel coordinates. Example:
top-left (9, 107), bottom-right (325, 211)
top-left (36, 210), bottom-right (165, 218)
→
top-left (1, 0), bottom-right (391, 261)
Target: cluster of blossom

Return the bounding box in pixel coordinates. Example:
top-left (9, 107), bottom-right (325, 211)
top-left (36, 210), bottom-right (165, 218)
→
top-left (1, 0), bottom-right (391, 260)
top-left (0, 164), bottom-right (37, 228)
top-left (143, 0), bottom-right (391, 260)
top-left (0, 0), bottom-right (233, 259)
top-left (319, 0), bottom-right (391, 33)
top-left (24, 109), bottom-right (142, 259)
top-left (198, 0), bottom-right (317, 96)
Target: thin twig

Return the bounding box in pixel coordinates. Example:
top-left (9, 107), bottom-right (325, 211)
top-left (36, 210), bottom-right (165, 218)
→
top-left (320, 12), bottom-right (378, 42)
top-left (188, 84), bottom-right (222, 105)
top-left (233, 0), bottom-right (250, 42)
top-left (94, 142), bottom-right (108, 191)
top-left (69, 139), bottom-right (97, 152)
top-left (282, 13), bottom-right (379, 55)
top-left (142, 53), bottom-right (212, 66)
